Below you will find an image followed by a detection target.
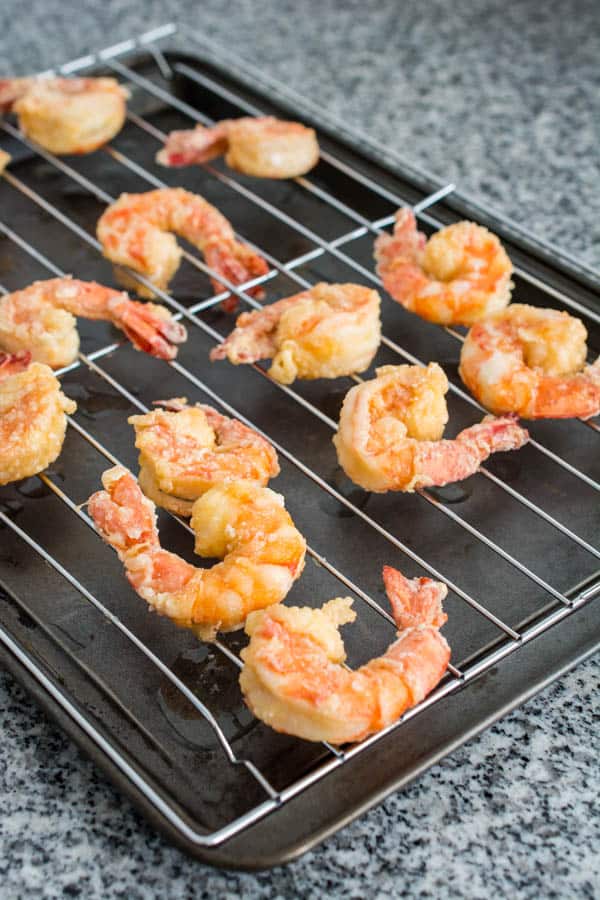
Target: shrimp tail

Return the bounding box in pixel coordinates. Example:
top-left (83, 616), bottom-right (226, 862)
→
top-left (156, 124), bottom-right (230, 167)
top-left (374, 210), bottom-right (430, 312)
top-left (577, 358), bottom-right (600, 418)
top-left (88, 466), bottom-right (196, 599)
top-left (0, 350), bottom-right (32, 378)
top-left (374, 208), bottom-right (426, 270)
top-left (209, 340), bottom-right (232, 363)
top-left (382, 564), bottom-right (451, 708)
top-left (383, 566), bottom-right (448, 629)
top-left (460, 413), bottom-right (529, 456)
top-left (88, 465), bottom-right (159, 554)
top-left (204, 240), bottom-right (270, 312)
top-left (209, 309), bottom-right (275, 363)
top-left (0, 78), bottom-right (30, 112)
top-left (413, 413), bottom-right (529, 487)
top-left (152, 397), bottom-right (188, 412)
top-left (110, 299), bottom-right (187, 360)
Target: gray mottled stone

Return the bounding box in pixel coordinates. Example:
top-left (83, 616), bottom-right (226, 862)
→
top-left (1, 0), bottom-right (599, 266)
top-left (0, 1), bottom-right (599, 897)
top-left (1, 658), bottom-right (598, 898)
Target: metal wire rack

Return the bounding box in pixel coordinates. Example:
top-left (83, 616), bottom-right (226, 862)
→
top-left (0, 22), bottom-right (599, 864)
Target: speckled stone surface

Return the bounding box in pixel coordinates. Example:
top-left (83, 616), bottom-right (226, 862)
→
top-left (0, 1), bottom-right (599, 896)
top-left (1, 0), bottom-right (600, 267)
top-left (1, 660), bottom-right (598, 898)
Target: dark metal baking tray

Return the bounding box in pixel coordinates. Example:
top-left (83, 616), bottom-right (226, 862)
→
top-left (0, 26), bottom-right (598, 868)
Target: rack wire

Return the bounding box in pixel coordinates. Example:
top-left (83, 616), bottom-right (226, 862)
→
top-left (0, 23), bottom-right (599, 850)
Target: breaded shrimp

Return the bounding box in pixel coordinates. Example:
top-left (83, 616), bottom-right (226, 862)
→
top-left (88, 468), bottom-right (306, 641)
top-left (130, 398), bottom-right (280, 516)
top-left (240, 566), bottom-right (450, 744)
top-left (210, 283), bottom-right (382, 384)
top-left (459, 303), bottom-right (600, 419)
top-left (157, 116), bottom-right (320, 179)
top-left (374, 209), bottom-right (513, 325)
top-left (0, 77), bottom-right (128, 155)
top-left (97, 188), bottom-right (269, 309)
top-left (0, 351), bottom-right (76, 485)
top-left (0, 277), bottom-right (187, 368)
top-left (333, 363), bottom-right (529, 492)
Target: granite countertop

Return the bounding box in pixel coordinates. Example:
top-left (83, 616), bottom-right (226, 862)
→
top-left (0, 1), bottom-right (599, 896)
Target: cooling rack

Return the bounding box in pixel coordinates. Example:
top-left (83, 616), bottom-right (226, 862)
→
top-left (0, 22), bottom-right (598, 868)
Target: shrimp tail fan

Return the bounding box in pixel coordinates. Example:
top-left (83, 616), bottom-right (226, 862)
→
top-left (382, 565), bottom-right (448, 630)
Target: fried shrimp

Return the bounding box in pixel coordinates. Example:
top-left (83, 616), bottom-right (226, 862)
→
top-left (88, 468), bottom-right (307, 640)
top-left (459, 303), bottom-right (600, 419)
top-left (240, 566), bottom-right (450, 744)
top-left (130, 398), bottom-right (280, 516)
top-left (210, 283), bottom-right (382, 384)
top-left (0, 77), bottom-right (128, 155)
top-left (97, 188), bottom-right (269, 309)
top-left (374, 209), bottom-right (513, 325)
top-left (0, 351), bottom-right (76, 485)
top-left (333, 363), bottom-right (529, 492)
top-left (157, 116), bottom-right (320, 179)
top-left (0, 277), bottom-right (186, 368)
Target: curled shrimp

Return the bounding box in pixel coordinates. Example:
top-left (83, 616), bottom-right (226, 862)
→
top-left (333, 363), bottom-right (529, 492)
top-left (374, 209), bottom-right (513, 325)
top-left (0, 277), bottom-right (187, 368)
top-left (88, 468), bottom-right (307, 641)
top-left (130, 398), bottom-right (280, 516)
top-left (0, 77), bottom-right (128, 155)
top-left (157, 116), bottom-right (320, 179)
top-left (0, 351), bottom-right (76, 485)
top-left (97, 188), bottom-right (269, 310)
top-left (211, 283), bottom-right (382, 384)
top-left (240, 565), bottom-right (450, 744)
top-left (459, 303), bottom-right (600, 419)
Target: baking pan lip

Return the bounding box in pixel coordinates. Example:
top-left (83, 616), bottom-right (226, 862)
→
top-left (1, 579), bottom-right (598, 869)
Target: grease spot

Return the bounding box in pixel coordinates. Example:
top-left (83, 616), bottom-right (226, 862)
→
top-left (158, 644), bottom-right (255, 751)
